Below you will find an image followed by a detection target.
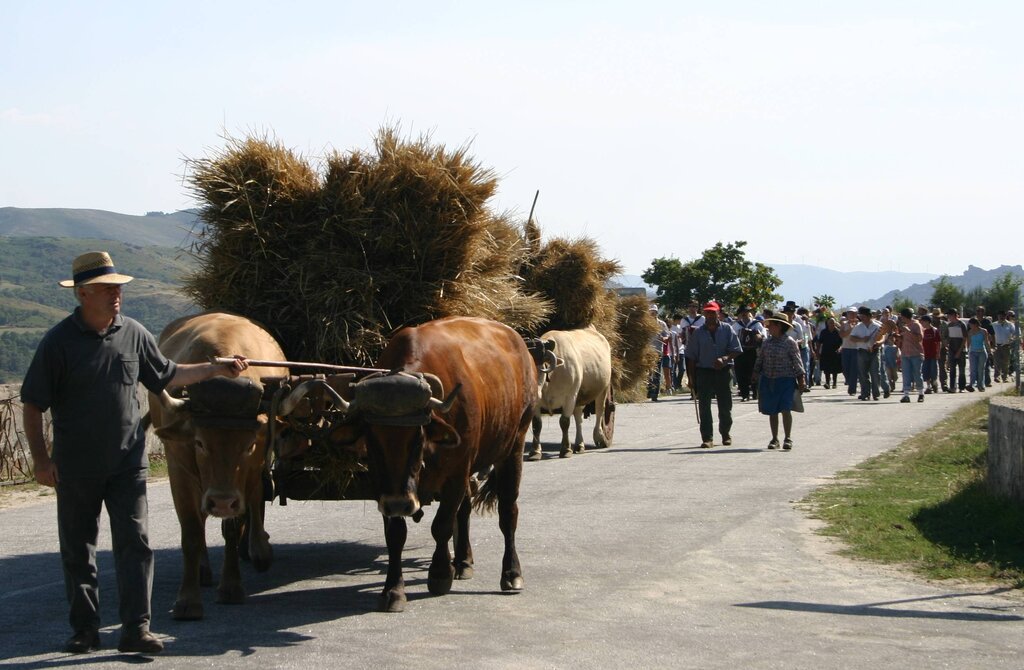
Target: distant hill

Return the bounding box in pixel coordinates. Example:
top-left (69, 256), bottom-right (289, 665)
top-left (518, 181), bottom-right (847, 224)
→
top-left (862, 264), bottom-right (1024, 310)
top-left (613, 263), bottom-right (1022, 312)
top-left (0, 237), bottom-right (197, 382)
top-left (0, 207), bottom-right (201, 248)
top-left (768, 264), bottom-right (939, 308)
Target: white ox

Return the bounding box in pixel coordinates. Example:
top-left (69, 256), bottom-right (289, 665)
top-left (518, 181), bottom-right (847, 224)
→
top-left (528, 325), bottom-right (613, 459)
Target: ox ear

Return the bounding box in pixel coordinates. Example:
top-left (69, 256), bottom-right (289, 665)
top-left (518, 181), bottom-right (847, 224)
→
top-left (425, 416), bottom-right (460, 449)
top-left (154, 415), bottom-right (195, 443)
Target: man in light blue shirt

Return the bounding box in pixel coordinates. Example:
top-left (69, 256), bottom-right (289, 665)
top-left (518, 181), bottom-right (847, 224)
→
top-left (685, 301), bottom-right (743, 448)
top-left (992, 311), bottom-right (1017, 382)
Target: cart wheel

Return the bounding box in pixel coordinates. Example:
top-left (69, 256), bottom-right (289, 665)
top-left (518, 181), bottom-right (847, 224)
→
top-left (601, 387), bottom-right (616, 447)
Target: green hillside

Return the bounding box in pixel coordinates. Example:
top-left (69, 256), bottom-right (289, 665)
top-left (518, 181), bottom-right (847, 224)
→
top-left (0, 208), bottom-right (201, 247)
top-left (0, 237), bottom-right (197, 383)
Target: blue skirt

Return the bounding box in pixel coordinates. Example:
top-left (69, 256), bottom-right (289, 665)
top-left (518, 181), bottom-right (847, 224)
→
top-left (758, 376), bottom-right (797, 415)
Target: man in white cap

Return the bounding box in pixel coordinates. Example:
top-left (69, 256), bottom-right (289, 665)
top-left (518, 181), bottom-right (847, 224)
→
top-left (21, 251), bottom-right (249, 655)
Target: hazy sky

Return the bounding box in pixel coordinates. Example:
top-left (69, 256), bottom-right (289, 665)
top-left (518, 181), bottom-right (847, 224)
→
top-left (3, 1), bottom-right (1021, 275)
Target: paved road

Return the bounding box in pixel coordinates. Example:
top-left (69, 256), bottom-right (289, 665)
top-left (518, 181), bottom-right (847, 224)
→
top-left (1, 382), bottom-right (1021, 669)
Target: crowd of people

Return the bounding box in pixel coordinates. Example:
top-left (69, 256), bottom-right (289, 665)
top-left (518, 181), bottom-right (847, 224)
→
top-left (649, 300), bottom-right (1022, 450)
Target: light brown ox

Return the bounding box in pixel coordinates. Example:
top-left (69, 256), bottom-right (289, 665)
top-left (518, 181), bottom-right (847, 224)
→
top-left (148, 312), bottom-right (286, 620)
top-left (528, 325), bottom-right (613, 459)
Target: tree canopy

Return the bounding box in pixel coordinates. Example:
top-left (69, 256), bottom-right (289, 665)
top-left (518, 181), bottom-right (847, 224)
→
top-left (929, 276), bottom-right (965, 311)
top-left (929, 272), bottom-right (1022, 314)
top-left (641, 241), bottom-right (782, 313)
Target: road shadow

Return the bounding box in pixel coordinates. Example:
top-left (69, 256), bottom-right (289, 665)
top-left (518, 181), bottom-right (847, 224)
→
top-left (0, 534), bottom-right (466, 662)
top-left (677, 448), bottom-right (764, 455)
top-left (736, 589), bottom-right (1023, 622)
top-left (523, 440), bottom-right (610, 461)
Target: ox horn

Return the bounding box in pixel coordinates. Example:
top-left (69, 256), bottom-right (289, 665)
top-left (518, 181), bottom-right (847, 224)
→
top-left (156, 390), bottom-right (187, 412)
top-left (539, 348), bottom-right (560, 374)
top-left (426, 378), bottom-right (461, 413)
top-left (277, 379), bottom-right (349, 416)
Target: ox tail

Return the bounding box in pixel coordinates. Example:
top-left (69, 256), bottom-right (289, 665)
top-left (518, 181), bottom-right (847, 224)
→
top-left (472, 476), bottom-right (500, 516)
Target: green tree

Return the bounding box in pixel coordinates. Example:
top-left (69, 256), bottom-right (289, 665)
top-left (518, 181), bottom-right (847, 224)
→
top-left (813, 294), bottom-right (836, 311)
top-left (891, 292), bottom-right (916, 314)
top-left (642, 241), bottom-right (782, 313)
top-left (963, 286), bottom-right (987, 314)
top-left (929, 276), bottom-right (965, 311)
top-left (639, 257), bottom-right (689, 310)
top-left (983, 272), bottom-right (1023, 313)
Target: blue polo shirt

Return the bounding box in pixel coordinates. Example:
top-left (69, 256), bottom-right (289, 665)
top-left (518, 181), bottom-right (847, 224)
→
top-left (21, 309), bottom-right (177, 477)
top-left (685, 323), bottom-right (743, 369)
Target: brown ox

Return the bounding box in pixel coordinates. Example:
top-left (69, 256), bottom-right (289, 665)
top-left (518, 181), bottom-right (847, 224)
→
top-left (148, 312), bottom-right (286, 620)
top-left (319, 317), bottom-right (537, 612)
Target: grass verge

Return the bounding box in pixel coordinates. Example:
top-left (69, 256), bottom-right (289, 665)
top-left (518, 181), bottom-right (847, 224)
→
top-left (803, 394), bottom-right (1024, 588)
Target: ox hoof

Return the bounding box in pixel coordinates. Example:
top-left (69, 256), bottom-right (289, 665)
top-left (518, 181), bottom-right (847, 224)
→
top-left (216, 584), bottom-right (246, 605)
top-left (573, 444), bottom-right (586, 454)
top-left (252, 545), bottom-right (273, 573)
top-left (172, 600), bottom-right (204, 621)
top-left (500, 574), bottom-right (525, 591)
top-left (454, 564), bottom-right (474, 581)
top-left (559, 449), bottom-right (571, 459)
top-left (380, 590), bottom-right (407, 613)
top-left (525, 450), bottom-right (542, 462)
top-left (428, 575), bottom-right (454, 596)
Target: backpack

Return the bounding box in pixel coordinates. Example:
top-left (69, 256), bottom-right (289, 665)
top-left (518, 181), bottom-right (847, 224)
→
top-left (740, 323), bottom-right (760, 349)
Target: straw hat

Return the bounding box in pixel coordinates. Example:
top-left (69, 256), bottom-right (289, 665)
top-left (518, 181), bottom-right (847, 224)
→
top-left (765, 312), bottom-right (791, 328)
top-left (59, 251), bottom-right (134, 288)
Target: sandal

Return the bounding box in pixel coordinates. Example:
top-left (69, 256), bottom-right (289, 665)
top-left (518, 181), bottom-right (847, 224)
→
top-left (767, 438), bottom-right (780, 450)
top-left (782, 438), bottom-right (793, 451)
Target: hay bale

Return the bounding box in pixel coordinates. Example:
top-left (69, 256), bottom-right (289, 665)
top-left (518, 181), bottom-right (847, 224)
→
top-left (184, 128), bottom-right (551, 366)
top-left (525, 236), bottom-right (621, 331)
top-left (613, 294), bottom-right (661, 401)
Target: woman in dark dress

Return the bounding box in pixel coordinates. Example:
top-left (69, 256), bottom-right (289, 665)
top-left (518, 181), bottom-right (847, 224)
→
top-left (816, 317), bottom-right (843, 389)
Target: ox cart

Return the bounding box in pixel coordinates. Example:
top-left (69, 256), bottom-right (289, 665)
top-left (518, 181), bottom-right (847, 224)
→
top-left (258, 371), bottom-right (379, 506)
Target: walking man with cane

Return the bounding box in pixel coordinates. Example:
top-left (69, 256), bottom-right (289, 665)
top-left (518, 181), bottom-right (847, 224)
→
top-left (685, 301), bottom-right (743, 448)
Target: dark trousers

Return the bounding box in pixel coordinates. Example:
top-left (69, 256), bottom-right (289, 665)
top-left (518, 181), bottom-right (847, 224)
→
top-left (857, 348), bottom-right (882, 399)
top-left (947, 341), bottom-right (967, 390)
top-left (56, 468), bottom-right (153, 635)
top-left (938, 345), bottom-right (948, 388)
top-left (694, 367), bottom-right (733, 441)
top-left (647, 361), bottom-right (662, 400)
top-left (841, 348), bottom-right (859, 394)
top-left (735, 349), bottom-right (757, 400)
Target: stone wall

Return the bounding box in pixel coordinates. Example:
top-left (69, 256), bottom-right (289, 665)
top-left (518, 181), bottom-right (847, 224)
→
top-left (987, 395), bottom-right (1024, 504)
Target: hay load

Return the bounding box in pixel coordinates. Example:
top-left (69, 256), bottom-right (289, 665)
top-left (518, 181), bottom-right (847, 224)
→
top-left (522, 221), bottom-right (658, 400)
top-left (185, 128), bottom-right (551, 366)
top-left (184, 126), bottom-right (655, 400)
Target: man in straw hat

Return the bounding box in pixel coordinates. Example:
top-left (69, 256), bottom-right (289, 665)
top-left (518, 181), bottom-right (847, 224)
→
top-left (684, 301), bottom-right (743, 448)
top-left (21, 251), bottom-right (250, 655)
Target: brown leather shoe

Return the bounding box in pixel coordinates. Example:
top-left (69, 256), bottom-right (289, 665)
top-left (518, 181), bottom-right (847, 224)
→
top-left (66, 630), bottom-right (100, 654)
top-left (118, 630), bottom-right (164, 654)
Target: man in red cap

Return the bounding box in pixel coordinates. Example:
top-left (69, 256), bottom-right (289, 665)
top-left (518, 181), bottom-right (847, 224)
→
top-left (684, 301), bottom-right (743, 448)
